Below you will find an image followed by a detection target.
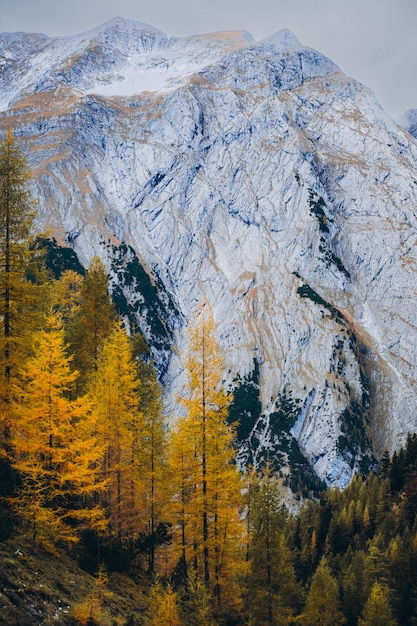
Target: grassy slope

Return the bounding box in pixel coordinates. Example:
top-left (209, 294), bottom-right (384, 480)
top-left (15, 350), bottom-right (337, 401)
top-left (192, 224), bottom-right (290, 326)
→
top-left (0, 533), bottom-right (149, 625)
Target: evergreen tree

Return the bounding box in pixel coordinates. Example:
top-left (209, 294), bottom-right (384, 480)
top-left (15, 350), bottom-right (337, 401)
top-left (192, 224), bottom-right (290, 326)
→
top-left (375, 478), bottom-right (397, 542)
top-left (358, 582), bottom-right (397, 626)
top-left (244, 469), bottom-right (300, 625)
top-left (301, 559), bottom-right (345, 626)
top-left (379, 449), bottom-right (391, 479)
top-left (387, 530), bottom-right (417, 623)
top-left (342, 550), bottom-right (369, 626)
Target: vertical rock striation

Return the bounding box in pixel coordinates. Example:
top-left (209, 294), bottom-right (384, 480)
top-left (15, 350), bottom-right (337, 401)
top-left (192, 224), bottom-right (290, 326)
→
top-left (2, 18), bottom-right (417, 486)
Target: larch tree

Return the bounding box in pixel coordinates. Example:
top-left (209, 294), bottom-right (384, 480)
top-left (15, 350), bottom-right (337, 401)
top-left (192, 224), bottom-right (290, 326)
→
top-left (0, 129), bottom-right (39, 447)
top-left (53, 269), bottom-right (84, 327)
top-left (147, 580), bottom-right (182, 626)
top-left (68, 255), bottom-right (116, 386)
top-left (136, 356), bottom-right (169, 574)
top-left (88, 320), bottom-right (144, 542)
top-left (10, 310), bottom-right (105, 549)
top-left (169, 304), bottom-right (245, 614)
top-left (180, 574), bottom-right (217, 626)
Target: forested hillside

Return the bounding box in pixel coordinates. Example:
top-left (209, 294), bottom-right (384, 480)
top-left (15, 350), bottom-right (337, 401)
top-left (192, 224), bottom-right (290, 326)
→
top-left (1, 131), bottom-right (417, 625)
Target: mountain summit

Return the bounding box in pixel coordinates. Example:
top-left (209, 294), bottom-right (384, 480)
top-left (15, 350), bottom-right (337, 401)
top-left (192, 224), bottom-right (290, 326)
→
top-left (1, 18), bottom-right (417, 487)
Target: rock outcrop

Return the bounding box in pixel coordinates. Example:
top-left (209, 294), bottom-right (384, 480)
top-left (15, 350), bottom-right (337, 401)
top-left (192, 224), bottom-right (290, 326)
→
top-left (2, 18), bottom-right (417, 486)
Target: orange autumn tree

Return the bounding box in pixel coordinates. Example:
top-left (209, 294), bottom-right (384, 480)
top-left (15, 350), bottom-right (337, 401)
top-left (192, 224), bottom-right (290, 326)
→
top-left (10, 310), bottom-right (105, 549)
top-left (146, 581), bottom-right (182, 626)
top-left (87, 319), bottom-right (170, 569)
top-left (0, 130), bottom-right (41, 449)
top-left (88, 320), bottom-right (141, 542)
top-left (136, 357), bottom-right (169, 574)
top-left (168, 304), bottom-right (245, 613)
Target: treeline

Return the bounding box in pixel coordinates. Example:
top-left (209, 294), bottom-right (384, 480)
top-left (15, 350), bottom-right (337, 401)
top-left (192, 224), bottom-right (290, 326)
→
top-left (0, 131), bottom-right (170, 566)
top-left (0, 130), bottom-right (245, 623)
top-left (2, 130), bottom-right (417, 626)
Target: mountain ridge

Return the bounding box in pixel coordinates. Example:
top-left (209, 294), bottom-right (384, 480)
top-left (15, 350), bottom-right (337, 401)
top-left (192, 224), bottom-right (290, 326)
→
top-left (1, 17), bottom-right (417, 488)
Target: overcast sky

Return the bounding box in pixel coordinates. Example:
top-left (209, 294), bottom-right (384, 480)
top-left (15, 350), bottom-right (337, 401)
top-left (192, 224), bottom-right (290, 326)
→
top-left (1, 0), bottom-right (415, 118)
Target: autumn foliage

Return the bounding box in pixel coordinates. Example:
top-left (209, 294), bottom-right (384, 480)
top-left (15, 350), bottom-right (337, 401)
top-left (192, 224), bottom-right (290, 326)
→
top-left (3, 131), bottom-right (417, 625)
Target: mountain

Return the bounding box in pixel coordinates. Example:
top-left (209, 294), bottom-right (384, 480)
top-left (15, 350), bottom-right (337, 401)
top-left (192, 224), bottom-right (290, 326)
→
top-left (1, 17), bottom-right (417, 488)
top-left (398, 109), bottom-right (417, 139)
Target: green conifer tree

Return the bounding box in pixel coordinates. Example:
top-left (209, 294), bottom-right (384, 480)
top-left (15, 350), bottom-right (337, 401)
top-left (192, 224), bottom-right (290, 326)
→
top-left (358, 582), bottom-right (397, 626)
top-left (244, 468), bottom-right (300, 625)
top-left (301, 559), bottom-right (345, 626)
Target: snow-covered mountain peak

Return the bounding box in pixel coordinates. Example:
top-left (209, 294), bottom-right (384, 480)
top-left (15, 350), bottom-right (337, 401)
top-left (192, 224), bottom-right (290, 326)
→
top-left (85, 16), bottom-right (165, 36)
top-left (0, 19), bottom-right (344, 107)
top-left (261, 29), bottom-right (303, 51)
top-left (0, 21), bottom-right (259, 106)
top-left (2, 19), bottom-right (417, 488)
top-left (185, 29), bottom-right (255, 51)
top-left (78, 16), bottom-right (169, 50)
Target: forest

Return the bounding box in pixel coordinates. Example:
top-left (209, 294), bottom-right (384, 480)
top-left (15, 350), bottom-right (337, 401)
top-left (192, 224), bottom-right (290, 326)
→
top-left (1, 129), bottom-right (417, 625)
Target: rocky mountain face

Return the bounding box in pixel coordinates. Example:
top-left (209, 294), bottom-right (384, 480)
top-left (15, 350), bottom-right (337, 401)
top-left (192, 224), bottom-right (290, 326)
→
top-left (2, 17), bottom-right (417, 488)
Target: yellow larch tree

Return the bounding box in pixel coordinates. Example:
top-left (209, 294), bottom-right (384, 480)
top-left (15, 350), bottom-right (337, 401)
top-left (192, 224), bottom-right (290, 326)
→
top-left (0, 129), bottom-right (43, 450)
top-left (136, 357), bottom-right (170, 574)
top-left (53, 269), bottom-right (84, 328)
top-left (10, 310), bottom-right (105, 549)
top-left (88, 320), bottom-right (144, 542)
top-left (146, 580), bottom-right (182, 626)
top-left (87, 319), bottom-right (171, 572)
top-left (168, 304), bottom-right (245, 615)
